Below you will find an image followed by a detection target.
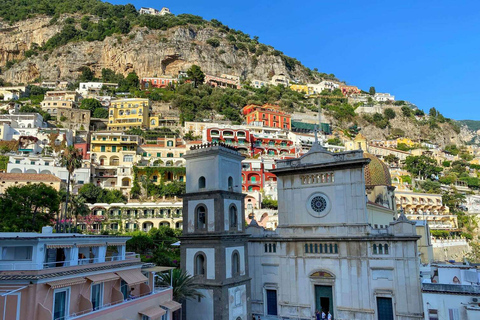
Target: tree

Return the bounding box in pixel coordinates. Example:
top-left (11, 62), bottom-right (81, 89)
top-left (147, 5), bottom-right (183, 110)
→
top-left (442, 187), bottom-right (466, 212)
top-left (0, 184), bottom-right (60, 232)
top-left (369, 86), bottom-right (376, 95)
top-left (93, 108), bottom-right (108, 118)
top-left (429, 107), bottom-right (438, 117)
top-left (384, 108), bottom-right (396, 120)
top-left (401, 106), bottom-right (412, 117)
top-left (404, 155), bottom-right (443, 179)
top-left (80, 67), bottom-right (95, 81)
top-left (186, 65), bottom-right (205, 88)
top-left (157, 268), bottom-right (204, 302)
top-left (78, 183), bottom-right (104, 203)
top-left (383, 154), bottom-right (399, 164)
top-left (206, 38), bottom-right (220, 47)
top-left (80, 98), bottom-right (103, 113)
top-left (59, 146), bottom-right (83, 232)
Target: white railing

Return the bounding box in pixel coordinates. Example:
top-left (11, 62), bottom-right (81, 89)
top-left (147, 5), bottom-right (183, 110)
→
top-left (0, 253), bottom-right (139, 271)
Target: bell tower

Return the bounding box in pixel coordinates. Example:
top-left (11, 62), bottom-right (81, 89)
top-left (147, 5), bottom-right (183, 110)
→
top-left (181, 143), bottom-right (251, 320)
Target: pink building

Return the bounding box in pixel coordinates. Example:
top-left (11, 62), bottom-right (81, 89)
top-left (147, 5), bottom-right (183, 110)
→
top-left (0, 228), bottom-right (180, 320)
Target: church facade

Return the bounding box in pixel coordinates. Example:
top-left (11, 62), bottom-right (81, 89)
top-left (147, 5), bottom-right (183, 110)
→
top-left (181, 143), bottom-right (424, 320)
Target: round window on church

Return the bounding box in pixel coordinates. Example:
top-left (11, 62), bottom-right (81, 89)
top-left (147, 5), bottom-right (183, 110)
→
top-left (306, 193), bottom-right (331, 218)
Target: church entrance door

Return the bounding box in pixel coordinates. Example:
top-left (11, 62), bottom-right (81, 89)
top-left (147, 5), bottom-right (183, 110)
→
top-left (315, 285), bottom-right (333, 317)
top-left (266, 289), bottom-right (278, 315)
top-left (376, 297), bottom-right (394, 320)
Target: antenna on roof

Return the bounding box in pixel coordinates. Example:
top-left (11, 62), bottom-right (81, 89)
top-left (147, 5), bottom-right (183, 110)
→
top-left (314, 98), bottom-right (321, 144)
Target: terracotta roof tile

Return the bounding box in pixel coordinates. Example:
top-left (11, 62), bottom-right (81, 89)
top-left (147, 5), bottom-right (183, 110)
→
top-left (0, 173), bottom-right (62, 182)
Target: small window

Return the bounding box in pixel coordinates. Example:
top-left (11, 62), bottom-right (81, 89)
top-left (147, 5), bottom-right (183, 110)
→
top-left (373, 244), bottom-right (378, 254)
top-left (198, 176), bottom-right (206, 189)
top-left (196, 205), bottom-right (206, 230)
top-left (384, 244), bottom-right (389, 254)
top-left (195, 253), bottom-right (206, 276)
top-left (228, 176), bottom-right (234, 190)
top-left (232, 252), bottom-right (240, 276)
top-left (229, 205), bottom-right (238, 228)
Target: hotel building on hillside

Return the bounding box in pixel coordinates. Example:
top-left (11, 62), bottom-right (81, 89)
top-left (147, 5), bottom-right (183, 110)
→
top-left (0, 228), bottom-right (180, 320)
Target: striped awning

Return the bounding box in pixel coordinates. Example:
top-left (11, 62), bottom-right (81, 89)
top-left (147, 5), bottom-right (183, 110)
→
top-left (142, 266), bottom-right (175, 273)
top-left (107, 242), bottom-right (125, 246)
top-left (47, 277), bottom-right (86, 289)
top-left (46, 244), bottom-right (73, 249)
top-left (139, 306), bottom-right (166, 319)
top-left (86, 272), bottom-right (119, 284)
top-left (76, 243), bottom-right (105, 248)
top-left (115, 269), bottom-right (148, 286)
top-left (161, 300), bottom-right (181, 312)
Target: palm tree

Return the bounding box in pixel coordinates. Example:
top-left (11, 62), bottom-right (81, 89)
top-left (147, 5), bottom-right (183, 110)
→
top-left (59, 146), bottom-right (83, 233)
top-left (157, 269), bottom-right (204, 320)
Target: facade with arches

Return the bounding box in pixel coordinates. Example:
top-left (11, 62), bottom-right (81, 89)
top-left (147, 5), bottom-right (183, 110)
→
top-left (81, 201), bottom-right (184, 233)
top-left (246, 144), bottom-right (424, 320)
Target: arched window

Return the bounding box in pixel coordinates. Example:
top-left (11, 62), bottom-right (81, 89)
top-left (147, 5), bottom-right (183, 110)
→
top-left (151, 119), bottom-right (156, 126)
top-left (229, 205), bottom-right (238, 228)
top-left (195, 253), bottom-right (205, 276)
top-left (373, 244), bottom-right (377, 254)
top-left (384, 244), bottom-right (389, 254)
top-left (196, 205), bottom-right (206, 230)
top-left (167, 140), bottom-right (173, 147)
top-left (228, 176), bottom-right (234, 190)
top-left (379, 244), bottom-right (384, 254)
top-left (232, 252), bottom-right (240, 276)
top-left (198, 176), bottom-right (206, 189)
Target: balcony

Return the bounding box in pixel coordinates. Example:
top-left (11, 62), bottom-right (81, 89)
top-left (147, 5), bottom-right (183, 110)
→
top-left (0, 252), bottom-right (140, 271)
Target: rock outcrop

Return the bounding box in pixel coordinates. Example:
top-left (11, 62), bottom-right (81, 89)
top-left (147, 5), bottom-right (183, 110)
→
top-left (0, 16), bottom-right (317, 84)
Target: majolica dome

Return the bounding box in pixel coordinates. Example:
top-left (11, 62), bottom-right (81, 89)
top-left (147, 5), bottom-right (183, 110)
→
top-left (363, 153), bottom-right (392, 186)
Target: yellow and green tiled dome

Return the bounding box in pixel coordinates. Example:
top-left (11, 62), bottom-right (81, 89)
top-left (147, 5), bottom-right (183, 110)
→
top-left (363, 153), bottom-right (392, 186)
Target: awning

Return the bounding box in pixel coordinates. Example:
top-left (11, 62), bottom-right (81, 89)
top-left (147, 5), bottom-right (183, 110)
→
top-left (86, 272), bottom-right (120, 284)
top-left (46, 244), bottom-right (73, 249)
top-left (107, 242), bottom-right (125, 246)
top-left (139, 306), bottom-right (166, 319)
top-left (47, 277), bottom-right (86, 289)
top-left (161, 300), bottom-right (181, 312)
top-left (116, 269), bottom-right (148, 286)
top-left (77, 243), bottom-right (105, 248)
top-left (142, 266), bottom-right (175, 273)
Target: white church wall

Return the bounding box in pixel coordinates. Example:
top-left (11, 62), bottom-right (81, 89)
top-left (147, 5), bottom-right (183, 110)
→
top-left (187, 199), bottom-right (215, 232)
top-left (228, 285), bottom-right (247, 320)
top-left (225, 246), bottom-right (245, 278)
top-left (186, 288), bottom-right (214, 320)
top-left (224, 199), bottom-right (242, 231)
top-left (186, 248), bottom-right (216, 280)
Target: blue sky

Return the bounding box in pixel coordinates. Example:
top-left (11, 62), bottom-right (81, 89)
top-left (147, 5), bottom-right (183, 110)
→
top-left (110, 0), bottom-right (480, 120)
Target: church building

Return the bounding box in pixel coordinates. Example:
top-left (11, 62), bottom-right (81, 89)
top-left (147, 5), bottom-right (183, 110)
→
top-left (180, 141), bottom-right (424, 320)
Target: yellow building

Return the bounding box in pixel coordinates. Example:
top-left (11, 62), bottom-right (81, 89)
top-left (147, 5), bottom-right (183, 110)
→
top-left (90, 132), bottom-right (143, 192)
top-left (345, 133), bottom-right (367, 151)
top-left (0, 173), bottom-right (62, 193)
top-left (139, 138), bottom-right (187, 167)
top-left (396, 137), bottom-right (415, 148)
top-left (289, 84), bottom-right (309, 94)
top-left (108, 98), bottom-right (150, 131)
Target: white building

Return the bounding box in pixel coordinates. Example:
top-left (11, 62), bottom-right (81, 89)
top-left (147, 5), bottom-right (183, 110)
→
top-left (0, 113), bottom-right (47, 141)
top-left (465, 195), bottom-right (480, 214)
top-left (7, 155), bottom-right (91, 187)
top-left (246, 143), bottom-right (424, 319)
top-left (374, 93), bottom-right (395, 102)
top-left (139, 7), bottom-right (172, 15)
top-left (251, 79), bottom-right (268, 89)
top-left (77, 82), bottom-right (118, 96)
top-left (421, 264), bottom-right (480, 320)
top-left (307, 80), bottom-right (339, 94)
top-left (270, 74), bottom-right (289, 86)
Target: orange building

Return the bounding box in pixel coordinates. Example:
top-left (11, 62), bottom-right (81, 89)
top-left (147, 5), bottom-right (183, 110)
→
top-left (242, 104), bottom-right (291, 130)
top-left (339, 85), bottom-right (361, 96)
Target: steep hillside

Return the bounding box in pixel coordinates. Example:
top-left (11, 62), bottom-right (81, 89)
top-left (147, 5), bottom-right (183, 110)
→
top-left (0, 0), bottom-right (330, 84)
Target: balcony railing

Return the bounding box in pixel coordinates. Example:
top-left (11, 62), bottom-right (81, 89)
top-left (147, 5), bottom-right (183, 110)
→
top-left (0, 253), bottom-right (139, 271)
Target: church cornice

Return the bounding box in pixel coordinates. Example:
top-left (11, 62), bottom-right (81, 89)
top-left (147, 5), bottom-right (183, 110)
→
top-left (247, 235), bottom-right (421, 241)
top-left (270, 158), bottom-right (370, 176)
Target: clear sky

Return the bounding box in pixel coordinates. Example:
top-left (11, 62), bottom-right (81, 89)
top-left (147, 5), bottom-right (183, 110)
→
top-left (110, 0), bottom-right (480, 120)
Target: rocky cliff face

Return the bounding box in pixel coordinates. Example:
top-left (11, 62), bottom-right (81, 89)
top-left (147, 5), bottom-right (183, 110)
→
top-left (0, 16), bottom-right (315, 84)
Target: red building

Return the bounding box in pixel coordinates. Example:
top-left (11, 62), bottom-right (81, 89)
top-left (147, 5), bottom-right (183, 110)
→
top-left (141, 77), bottom-right (178, 89)
top-left (74, 142), bottom-right (90, 160)
top-left (205, 127), bottom-right (295, 157)
top-left (339, 85), bottom-right (361, 96)
top-left (241, 160), bottom-right (277, 192)
top-left (242, 104), bottom-right (292, 130)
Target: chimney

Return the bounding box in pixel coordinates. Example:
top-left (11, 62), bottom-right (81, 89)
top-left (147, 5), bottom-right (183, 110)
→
top-left (42, 226), bottom-right (53, 234)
